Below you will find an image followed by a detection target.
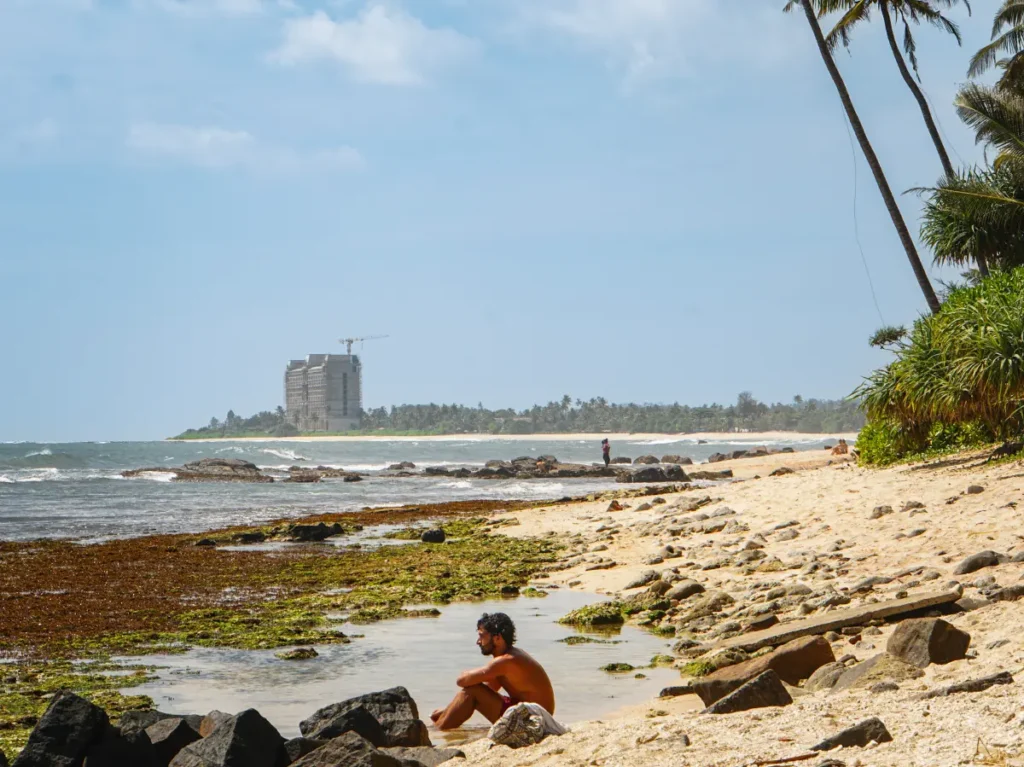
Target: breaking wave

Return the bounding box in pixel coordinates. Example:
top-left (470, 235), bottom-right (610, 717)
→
top-left (261, 448), bottom-right (309, 462)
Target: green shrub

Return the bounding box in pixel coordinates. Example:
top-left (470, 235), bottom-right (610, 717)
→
top-left (857, 418), bottom-right (994, 466)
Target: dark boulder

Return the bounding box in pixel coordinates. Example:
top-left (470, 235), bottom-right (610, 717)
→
top-left (633, 455), bottom-right (660, 465)
top-left (702, 670), bottom-right (792, 714)
top-left (343, 474), bottom-right (363, 483)
top-left (616, 465), bottom-right (689, 484)
top-left (811, 717), bottom-right (892, 751)
top-left (83, 725), bottom-right (158, 767)
top-left (12, 691), bottom-right (109, 767)
top-left (300, 687), bottom-right (431, 748)
top-left (388, 462), bottom-right (416, 471)
top-left (147, 718), bottom-right (201, 766)
top-left (290, 732), bottom-right (402, 767)
top-left (473, 466), bottom-right (515, 479)
top-left (120, 711), bottom-right (178, 735)
top-left (287, 522), bottom-right (344, 542)
top-left (0, 749), bottom-right (7, 767)
top-left (611, 457), bottom-right (632, 464)
top-left (708, 453), bottom-right (729, 463)
top-left (886, 618), bottom-right (970, 668)
top-left (168, 709), bottom-right (288, 767)
top-left (420, 529), bottom-right (446, 544)
top-left (284, 738), bottom-right (327, 762)
top-left (295, 705), bottom-right (386, 746)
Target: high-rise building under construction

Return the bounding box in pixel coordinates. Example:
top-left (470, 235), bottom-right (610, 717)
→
top-left (284, 354), bottom-right (362, 432)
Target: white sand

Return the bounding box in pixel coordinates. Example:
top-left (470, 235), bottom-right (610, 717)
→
top-left (457, 448), bottom-right (1024, 766)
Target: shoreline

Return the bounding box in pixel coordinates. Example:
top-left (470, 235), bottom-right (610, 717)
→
top-left (167, 430), bottom-right (859, 444)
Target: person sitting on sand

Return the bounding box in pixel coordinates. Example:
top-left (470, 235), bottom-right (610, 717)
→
top-left (431, 612), bottom-right (555, 730)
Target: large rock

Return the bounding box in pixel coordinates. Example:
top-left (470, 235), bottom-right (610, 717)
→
top-left (0, 749), bottom-right (7, 767)
top-left (297, 705), bottom-right (386, 746)
top-left (690, 636), bottom-right (835, 705)
top-left (703, 670), bottom-right (793, 714)
top-left (300, 687), bottom-right (431, 748)
top-left (811, 717), bottom-right (892, 751)
top-left (169, 709), bottom-right (288, 767)
top-left (287, 523), bottom-right (344, 542)
top-left (953, 551), bottom-right (1004, 575)
top-left (713, 590), bottom-right (962, 653)
top-left (381, 746), bottom-right (466, 767)
top-left (119, 711), bottom-right (178, 735)
top-left (420, 530), bottom-right (446, 544)
top-left (290, 733), bottom-right (403, 767)
top-left (886, 618), bottom-right (970, 668)
top-left (147, 718), bottom-right (201, 766)
top-left (661, 455), bottom-right (693, 465)
top-left (616, 465), bottom-right (689, 484)
top-left (633, 455), bottom-right (660, 465)
top-left (12, 691), bottom-right (109, 767)
top-left (83, 726), bottom-right (158, 767)
top-left (831, 653), bottom-right (924, 692)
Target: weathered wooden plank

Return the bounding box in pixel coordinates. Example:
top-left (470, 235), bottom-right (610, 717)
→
top-left (712, 590), bottom-right (961, 653)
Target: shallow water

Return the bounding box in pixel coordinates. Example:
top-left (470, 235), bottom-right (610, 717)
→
top-left (122, 590), bottom-right (680, 743)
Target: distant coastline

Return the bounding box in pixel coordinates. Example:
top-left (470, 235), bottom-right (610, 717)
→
top-left (167, 430), bottom-right (860, 444)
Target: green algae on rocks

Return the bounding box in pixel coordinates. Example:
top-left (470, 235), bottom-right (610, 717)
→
top-left (556, 636), bottom-right (623, 645)
top-left (0, 660), bottom-right (156, 756)
top-left (558, 601), bottom-right (626, 627)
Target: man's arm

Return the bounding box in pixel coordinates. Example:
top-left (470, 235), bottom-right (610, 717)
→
top-left (456, 657), bottom-right (507, 689)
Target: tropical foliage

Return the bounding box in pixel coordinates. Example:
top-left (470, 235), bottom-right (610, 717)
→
top-left (969, 0), bottom-right (1024, 89)
top-left (854, 267), bottom-right (1024, 462)
top-left (175, 393), bottom-right (865, 438)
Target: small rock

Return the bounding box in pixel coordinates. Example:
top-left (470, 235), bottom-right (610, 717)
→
top-left (420, 529), bottom-right (446, 544)
top-left (811, 717), bottom-right (892, 751)
top-left (276, 647), bottom-right (319, 661)
top-left (607, 501), bottom-right (624, 512)
top-left (900, 501), bottom-right (925, 512)
top-left (625, 570), bottom-right (660, 590)
top-left (869, 505), bottom-right (894, 520)
top-left (953, 550), bottom-right (1003, 575)
top-left (769, 467), bottom-right (795, 477)
top-left (966, 485), bottom-right (985, 495)
top-left (777, 529), bottom-right (799, 542)
top-left (869, 681), bottom-right (899, 694)
top-left (804, 662), bottom-right (846, 692)
top-left (666, 580), bottom-right (705, 601)
top-left (703, 670), bottom-right (792, 714)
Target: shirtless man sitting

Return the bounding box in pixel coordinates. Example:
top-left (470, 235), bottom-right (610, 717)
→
top-left (431, 612), bottom-right (555, 730)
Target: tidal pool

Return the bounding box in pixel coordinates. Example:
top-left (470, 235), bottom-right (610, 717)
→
top-left (123, 590), bottom-right (680, 742)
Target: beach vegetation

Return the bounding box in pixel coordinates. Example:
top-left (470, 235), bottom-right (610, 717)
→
top-left (558, 601), bottom-right (627, 627)
top-left (855, 268), bottom-right (1024, 464)
top-left (173, 392), bottom-right (865, 439)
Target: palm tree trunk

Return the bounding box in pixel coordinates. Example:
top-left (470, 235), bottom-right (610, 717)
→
top-left (798, 0), bottom-right (941, 314)
top-left (879, 3), bottom-right (989, 277)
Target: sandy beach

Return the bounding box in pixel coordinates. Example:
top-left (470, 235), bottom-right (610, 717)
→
top-left (450, 447), bottom-right (1024, 766)
top-left (169, 431), bottom-right (860, 444)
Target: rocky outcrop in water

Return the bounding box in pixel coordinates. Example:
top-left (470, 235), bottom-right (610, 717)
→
top-left (122, 458), bottom-right (275, 483)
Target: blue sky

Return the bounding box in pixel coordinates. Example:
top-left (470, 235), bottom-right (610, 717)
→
top-left (0, 0), bottom-right (1000, 441)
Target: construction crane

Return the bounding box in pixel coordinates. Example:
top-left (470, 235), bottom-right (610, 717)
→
top-left (338, 335), bottom-right (389, 356)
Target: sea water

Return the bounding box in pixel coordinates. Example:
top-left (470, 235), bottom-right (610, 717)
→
top-left (0, 437), bottom-right (838, 542)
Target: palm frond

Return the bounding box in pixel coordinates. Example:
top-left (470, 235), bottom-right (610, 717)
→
top-left (955, 83), bottom-right (1024, 161)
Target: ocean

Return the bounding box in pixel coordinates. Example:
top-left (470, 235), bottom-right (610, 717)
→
top-left (0, 436), bottom-right (838, 543)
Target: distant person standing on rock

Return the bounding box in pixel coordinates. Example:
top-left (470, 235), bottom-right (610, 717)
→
top-left (601, 439), bottom-right (611, 466)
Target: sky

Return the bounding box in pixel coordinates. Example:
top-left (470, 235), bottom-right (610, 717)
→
top-left (0, 0), bottom-right (1003, 442)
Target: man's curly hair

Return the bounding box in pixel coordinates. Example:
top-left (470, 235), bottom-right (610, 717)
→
top-left (478, 612), bottom-right (516, 647)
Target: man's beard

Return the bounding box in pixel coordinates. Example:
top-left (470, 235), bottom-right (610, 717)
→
top-left (479, 642), bottom-right (494, 656)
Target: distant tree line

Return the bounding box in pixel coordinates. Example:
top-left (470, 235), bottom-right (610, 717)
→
top-left (174, 393), bottom-right (864, 438)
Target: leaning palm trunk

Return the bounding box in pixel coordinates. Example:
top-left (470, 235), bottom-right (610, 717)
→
top-left (878, 2), bottom-right (990, 276)
top-left (798, 0), bottom-right (942, 313)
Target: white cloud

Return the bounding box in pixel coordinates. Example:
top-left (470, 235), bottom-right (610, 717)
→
top-left (522, 0), bottom-right (798, 83)
top-left (273, 4), bottom-right (477, 85)
top-left (127, 122), bottom-right (364, 172)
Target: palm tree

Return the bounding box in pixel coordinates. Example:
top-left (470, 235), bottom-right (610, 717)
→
top-left (969, 0), bottom-right (1024, 90)
top-left (819, 0), bottom-right (986, 274)
top-left (821, 0), bottom-right (967, 178)
top-left (786, 0), bottom-right (942, 313)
